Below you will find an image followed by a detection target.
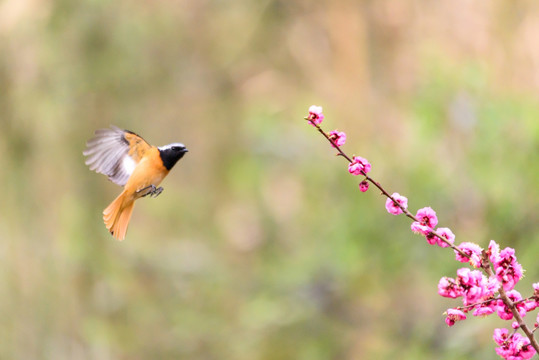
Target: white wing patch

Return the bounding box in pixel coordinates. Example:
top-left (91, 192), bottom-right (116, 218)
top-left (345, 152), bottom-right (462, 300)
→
top-left (83, 126), bottom-right (137, 186)
top-left (122, 155), bottom-right (136, 175)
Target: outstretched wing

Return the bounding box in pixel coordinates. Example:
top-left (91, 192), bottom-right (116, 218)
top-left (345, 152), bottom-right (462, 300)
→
top-left (83, 126), bottom-right (152, 186)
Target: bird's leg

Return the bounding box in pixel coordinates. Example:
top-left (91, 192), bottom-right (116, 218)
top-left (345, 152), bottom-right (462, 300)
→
top-left (136, 185), bottom-right (164, 198)
top-left (137, 185), bottom-right (156, 198)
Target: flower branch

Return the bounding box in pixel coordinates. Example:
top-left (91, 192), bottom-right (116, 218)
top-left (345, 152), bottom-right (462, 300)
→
top-left (304, 110), bottom-right (469, 259)
top-left (304, 105), bottom-right (539, 359)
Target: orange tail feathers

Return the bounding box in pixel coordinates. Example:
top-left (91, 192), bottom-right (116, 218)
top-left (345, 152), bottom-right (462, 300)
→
top-left (103, 191), bottom-right (135, 241)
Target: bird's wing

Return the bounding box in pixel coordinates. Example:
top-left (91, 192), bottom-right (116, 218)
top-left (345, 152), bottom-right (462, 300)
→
top-left (83, 126), bottom-right (152, 186)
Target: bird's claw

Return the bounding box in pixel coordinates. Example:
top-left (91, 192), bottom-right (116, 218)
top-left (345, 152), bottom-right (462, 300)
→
top-left (137, 185), bottom-right (164, 198)
top-left (150, 186), bottom-right (163, 198)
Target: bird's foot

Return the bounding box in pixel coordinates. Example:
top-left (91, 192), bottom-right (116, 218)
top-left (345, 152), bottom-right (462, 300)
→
top-left (137, 185), bottom-right (164, 198)
top-left (150, 186), bottom-right (163, 198)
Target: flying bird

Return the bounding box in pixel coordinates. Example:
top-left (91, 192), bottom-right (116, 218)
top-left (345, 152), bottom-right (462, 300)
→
top-left (83, 126), bottom-right (188, 240)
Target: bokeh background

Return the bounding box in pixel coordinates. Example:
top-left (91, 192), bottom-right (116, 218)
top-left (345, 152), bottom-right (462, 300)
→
top-left (1, 0), bottom-right (538, 359)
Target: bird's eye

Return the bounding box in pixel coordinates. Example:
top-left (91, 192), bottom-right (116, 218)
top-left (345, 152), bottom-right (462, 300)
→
top-left (172, 146), bottom-right (180, 151)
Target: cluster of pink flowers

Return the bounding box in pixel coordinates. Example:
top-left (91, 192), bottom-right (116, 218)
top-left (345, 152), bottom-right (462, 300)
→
top-left (410, 200), bottom-right (537, 358)
top-left (438, 238), bottom-right (537, 359)
top-left (439, 277), bottom-right (538, 349)
top-left (304, 105), bottom-right (538, 359)
top-left (438, 268), bottom-right (498, 306)
top-left (494, 329), bottom-right (536, 360)
top-left (408, 207), bottom-right (457, 248)
top-left (438, 237), bottom-right (538, 360)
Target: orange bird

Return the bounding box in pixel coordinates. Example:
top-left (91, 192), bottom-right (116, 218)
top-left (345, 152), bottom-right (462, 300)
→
top-left (83, 126), bottom-right (188, 240)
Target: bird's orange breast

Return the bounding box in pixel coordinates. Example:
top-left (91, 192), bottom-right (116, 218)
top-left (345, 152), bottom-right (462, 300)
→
top-left (123, 147), bottom-right (169, 197)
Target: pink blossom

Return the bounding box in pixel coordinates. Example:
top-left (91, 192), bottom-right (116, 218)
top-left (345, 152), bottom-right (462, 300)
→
top-left (493, 331), bottom-right (512, 359)
top-left (415, 207), bottom-right (438, 228)
top-left (348, 156), bottom-right (371, 175)
top-left (456, 267), bottom-right (479, 286)
top-left (511, 290), bottom-right (527, 315)
top-left (307, 105), bottom-right (324, 126)
top-left (411, 222), bottom-right (432, 236)
top-left (484, 276), bottom-right (501, 297)
top-left (436, 227), bottom-right (455, 247)
top-left (529, 283), bottom-right (539, 314)
top-left (497, 302), bottom-right (515, 321)
top-left (426, 227), bottom-right (455, 247)
top-left (328, 130), bottom-right (346, 147)
top-left (493, 328), bottom-right (509, 346)
top-left (411, 207), bottom-right (438, 237)
top-left (358, 180), bottom-right (369, 192)
top-left (487, 240), bottom-right (500, 263)
top-left (493, 247), bottom-right (523, 291)
top-left (438, 276), bottom-right (463, 298)
top-left (385, 193), bottom-right (408, 215)
top-left (497, 290), bottom-right (527, 321)
top-left (456, 268), bottom-right (498, 306)
top-left (472, 303), bottom-right (496, 317)
top-left (425, 232), bottom-right (438, 245)
top-left (460, 272), bottom-right (486, 305)
top-left (455, 242), bottom-right (483, 268)
top-left (520, 342), bottom-right (537, 360)
top-left (524, 285), bottom-right (539, 311)
top-left (524, 299), bottom-right (538, 312)
top-left (445, 308), bottom-right (466, 326)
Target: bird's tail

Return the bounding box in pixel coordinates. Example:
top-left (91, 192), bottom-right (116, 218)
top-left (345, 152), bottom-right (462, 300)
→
top-left (103, 191), bottom-right (135, 241)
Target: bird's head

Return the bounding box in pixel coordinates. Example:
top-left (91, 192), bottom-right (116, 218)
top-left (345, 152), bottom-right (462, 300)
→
top-left (158, 143), bottom-right (188, 170)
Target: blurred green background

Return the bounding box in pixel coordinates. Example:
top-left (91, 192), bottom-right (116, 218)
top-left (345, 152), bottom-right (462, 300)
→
top-left (1, 0), bottom-right (538, 359)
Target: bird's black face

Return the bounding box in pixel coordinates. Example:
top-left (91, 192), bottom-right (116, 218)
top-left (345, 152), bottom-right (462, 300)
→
top-left (158, 143), bottom-right (188, 170)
